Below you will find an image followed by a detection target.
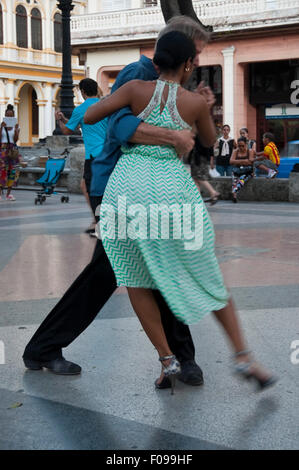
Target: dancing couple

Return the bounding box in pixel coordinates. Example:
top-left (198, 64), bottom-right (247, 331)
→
top-left (85, 30), bottom-right (276, 393)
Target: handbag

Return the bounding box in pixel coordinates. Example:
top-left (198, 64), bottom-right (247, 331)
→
top-left (232, 165), bottom-right (253, 177)
top-left (4, 127), bottom-right (19, 160)
top-left (209, 167), bottom-right (221, 178)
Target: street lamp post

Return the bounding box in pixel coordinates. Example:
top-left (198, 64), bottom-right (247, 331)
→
top-left (53, 0), bottom-right (75, 135)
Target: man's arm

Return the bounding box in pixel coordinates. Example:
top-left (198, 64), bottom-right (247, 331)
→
top-left (55, 111), bottom-right (73, 136)
top-left (130, 123), bottom-right (195, 157)
top-left (255, 150), bottom-right (266, 160)
top-left (110, 105), bottom-right (195, 157)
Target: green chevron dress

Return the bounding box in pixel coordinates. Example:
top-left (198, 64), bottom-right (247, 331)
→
top-left (100, 80), bottom-right (229, 324)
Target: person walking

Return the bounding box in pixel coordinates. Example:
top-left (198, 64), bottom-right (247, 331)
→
top-left (0, 105), bottom-right (21, 201)
top-left (230, 137), bottom-right (254, 203)
top-left (211, 124), bottom-right (236, 176)
top-left (23, 16), bottom-right (208, 389)
top-left (85, 31), bottom-right (276, 394)
top-left (55, 78), bottom-right (107, 236)
top-left (188, 137), bottom-right (220, 205)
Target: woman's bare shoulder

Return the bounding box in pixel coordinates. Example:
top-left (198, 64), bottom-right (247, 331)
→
top-left (182, 89), bottom-right (206, 107)
top-left (177, 88), bottom-right (208, 122)
top-left (125, 79), bottom-right (156, 89)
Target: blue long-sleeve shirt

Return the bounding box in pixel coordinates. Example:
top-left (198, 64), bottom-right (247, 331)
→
top-left (90, 55), bottom-right (158, 196)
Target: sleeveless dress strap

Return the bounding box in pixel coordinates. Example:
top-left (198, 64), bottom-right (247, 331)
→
top-left (166, 82), bottom-right (192, 130)
top-left (137, 80), bottom-right (166, 121)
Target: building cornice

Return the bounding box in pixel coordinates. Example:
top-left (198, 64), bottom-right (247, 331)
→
top-left (71, 2), bottom-right (299, 48)
top-left (72, 22), bottom-right (299, 55)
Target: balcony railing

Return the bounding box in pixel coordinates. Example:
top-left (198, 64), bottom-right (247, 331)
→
top-left (71, 0), bottom-right (299, 34)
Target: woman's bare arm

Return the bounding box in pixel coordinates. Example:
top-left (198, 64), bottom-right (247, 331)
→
top-left (14, 124), bottom-right (20, 143)
top-left (230, 149), bottom-right (254, 166)
top-left (248, 149), bottom-right (254, 164)
top-left (239, 149), bottom-right (254, 166)
top-left (84, 80), bottom-right (138, 124)
top-left (229, 149), bottom-right (238, 166)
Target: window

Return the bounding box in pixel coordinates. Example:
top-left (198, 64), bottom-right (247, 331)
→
top-left (54, 12), bottom-right (62, 53)
top-left (0, 4), bottom-right (3, 44)
top-left (16, 5), bottom-right (28, 48)
top-left (31, 8), bottom-right (42, 50)
top-left (101, 0), bottom-right (131, 12)
top-left (144, 0), bottom-right (158, 7)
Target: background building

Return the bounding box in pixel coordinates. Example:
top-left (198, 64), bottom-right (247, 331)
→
top-left (0, 0), bottom-right (85, 145)
top-left (71, 0), bottom-right (299, 151)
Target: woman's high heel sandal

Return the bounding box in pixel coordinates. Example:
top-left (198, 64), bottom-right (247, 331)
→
top-left (159, 355), bottom-right (181, 395)
top-left (233, 350), bottom-right (277, 391)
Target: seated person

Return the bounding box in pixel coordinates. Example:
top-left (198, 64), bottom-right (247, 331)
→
top-left (254, 133), bottom-right (280, 178)
top-left (230, 137), bottom-right (254, 203)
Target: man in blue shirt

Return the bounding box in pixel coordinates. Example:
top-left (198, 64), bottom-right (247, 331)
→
top-left (55, 78), bottom-right (107, 232)
top-left (23, 16), bottom-right (210, 388)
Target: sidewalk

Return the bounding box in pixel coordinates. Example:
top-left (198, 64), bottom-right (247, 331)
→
top-left (0, 191), bottom-right (298, 450)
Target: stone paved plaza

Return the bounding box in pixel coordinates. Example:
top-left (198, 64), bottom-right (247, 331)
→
top-left (0, 190), bottom-right (298, 450)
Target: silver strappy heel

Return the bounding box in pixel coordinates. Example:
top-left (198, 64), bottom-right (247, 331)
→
top-left (159, 355), bottom-right (181, 395)
top-left (234, 350), bottom-right (277, 391)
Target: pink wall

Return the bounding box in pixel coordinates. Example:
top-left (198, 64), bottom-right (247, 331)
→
top-left (195, 32), bottom-right (299, 140)
top-left (137, 31), bottom-right (299, 141)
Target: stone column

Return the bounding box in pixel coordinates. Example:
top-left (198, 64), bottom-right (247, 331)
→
top-left (6, 79), bottom-right (15, 107)
top-left (0, 79), bottom-right (7, 117)
top-left (87, 0), bottom-right (98, 13)
top-left (2, 2), bottom-right (7, 44)
top-left (0, 101), bottom-right (7, 120)
top-left (44, 0), bottom-right (52, 51)
top-left (43, 83), bottom-right (54, 137)
top-left (6, 0), bottom-right (15, 46)
top-left (221, 46), bottom-right (235, 135)
top-left (36, 100), bottom-right (47, 139)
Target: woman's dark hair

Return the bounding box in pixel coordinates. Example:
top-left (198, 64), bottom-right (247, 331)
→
top-left (79, 78), bottom-right (98, 97)
top-left (153, 31), bottom-right (196, 72)
top-left (240, 127), bottom-right (248, 134)
top-left (238, 137), bottom-right (247, 145)
top-left (223, 124), bottom-right (230, 130)
top-left (6, 104), bottom-right (14, 111)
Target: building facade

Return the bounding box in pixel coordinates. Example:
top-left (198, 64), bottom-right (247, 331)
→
top-left (0, 0), bottom-right (86, 145)
top-left (71, 0), bottom-right (299, 151)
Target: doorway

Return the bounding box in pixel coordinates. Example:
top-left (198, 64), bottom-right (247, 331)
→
top-left (18, 83), bottom-right (39, 145)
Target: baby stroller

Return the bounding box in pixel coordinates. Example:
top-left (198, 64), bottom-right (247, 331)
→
top-left (35, 148), bottom-right (70, 205)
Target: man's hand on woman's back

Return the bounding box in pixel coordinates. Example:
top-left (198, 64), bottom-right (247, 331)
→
top-left (174, 129), bottom-right (196, 157)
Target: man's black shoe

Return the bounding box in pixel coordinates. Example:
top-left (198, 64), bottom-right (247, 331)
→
top-left (155, 360), bottom-right (204, 389)
top-left (23, 357), bottom-right (81, 375)
top-left (178, 360), bottom-right (204, 386)
top-left (154, 376), bottom-right (171, 389)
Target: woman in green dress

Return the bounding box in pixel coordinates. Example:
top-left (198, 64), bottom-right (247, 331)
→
top-left (85, 31), bottom-right (276, 393)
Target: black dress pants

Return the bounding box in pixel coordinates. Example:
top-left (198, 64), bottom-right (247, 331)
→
top-left (23, 199), bottom-right (196, 364)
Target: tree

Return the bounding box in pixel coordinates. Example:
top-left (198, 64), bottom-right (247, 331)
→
top-left (160, 0), bottom-right (213, 31)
